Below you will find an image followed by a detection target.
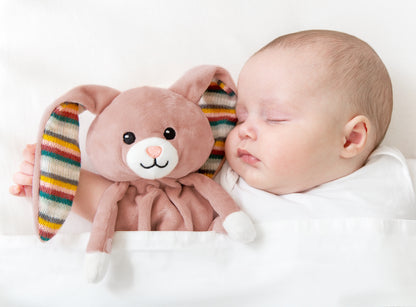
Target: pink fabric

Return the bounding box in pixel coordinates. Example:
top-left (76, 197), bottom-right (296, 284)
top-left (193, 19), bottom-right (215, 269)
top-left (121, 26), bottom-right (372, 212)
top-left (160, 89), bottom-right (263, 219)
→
top-left (87, 174), bottom-right (240, 252)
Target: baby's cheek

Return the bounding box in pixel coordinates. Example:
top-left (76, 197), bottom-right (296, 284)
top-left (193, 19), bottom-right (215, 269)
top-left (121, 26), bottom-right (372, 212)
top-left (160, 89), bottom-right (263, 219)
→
top-left (262, 145), bottom-right (298, 176)
top-left (224, 130), bottom-right (238, 157)
top-left (223, 136), bottom-right (237, 170)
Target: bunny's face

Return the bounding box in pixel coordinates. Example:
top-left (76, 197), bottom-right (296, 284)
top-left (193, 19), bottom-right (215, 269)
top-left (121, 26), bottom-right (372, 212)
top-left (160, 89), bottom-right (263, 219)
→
top-left (86, 87), bottom-right (214, 181)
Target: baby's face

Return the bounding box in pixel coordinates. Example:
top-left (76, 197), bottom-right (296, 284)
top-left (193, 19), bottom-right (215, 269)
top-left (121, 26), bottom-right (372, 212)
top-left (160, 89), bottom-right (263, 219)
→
top-left (225, 47), bottom-right (352, 194)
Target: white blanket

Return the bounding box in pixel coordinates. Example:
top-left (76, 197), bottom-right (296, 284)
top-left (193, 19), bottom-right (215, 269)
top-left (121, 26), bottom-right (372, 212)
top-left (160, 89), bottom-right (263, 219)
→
top-left (1, 219), bottom-right (416, 306)
top-left (1, 0), bottom-right (416, 306)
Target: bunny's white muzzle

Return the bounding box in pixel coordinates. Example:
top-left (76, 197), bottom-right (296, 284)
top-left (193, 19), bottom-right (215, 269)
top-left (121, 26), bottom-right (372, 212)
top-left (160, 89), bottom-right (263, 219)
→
top-left (126, 137), bottom-right (179, 179)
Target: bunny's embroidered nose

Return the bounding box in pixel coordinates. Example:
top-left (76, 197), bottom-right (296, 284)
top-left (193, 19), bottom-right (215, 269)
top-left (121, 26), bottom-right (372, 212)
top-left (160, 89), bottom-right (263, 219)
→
top-left (146, 146), bottom-right (162, 158)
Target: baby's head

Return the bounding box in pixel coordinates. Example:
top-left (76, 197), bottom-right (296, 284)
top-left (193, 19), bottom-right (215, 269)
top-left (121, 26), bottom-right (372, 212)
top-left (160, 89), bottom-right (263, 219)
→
top-left (225, 30), bottom-right (392, 194)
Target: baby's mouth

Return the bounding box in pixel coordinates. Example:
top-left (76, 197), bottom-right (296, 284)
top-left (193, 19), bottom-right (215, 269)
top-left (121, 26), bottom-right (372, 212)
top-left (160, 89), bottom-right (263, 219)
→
top-left (237, 149), bottom-right (260, 165)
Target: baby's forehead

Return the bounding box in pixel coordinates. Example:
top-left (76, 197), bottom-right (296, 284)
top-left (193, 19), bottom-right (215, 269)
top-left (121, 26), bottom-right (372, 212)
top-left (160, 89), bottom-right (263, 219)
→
top-left (240, 47), bottom-right (334, 90)
top-left (246, 44), bottom-right (334, 76)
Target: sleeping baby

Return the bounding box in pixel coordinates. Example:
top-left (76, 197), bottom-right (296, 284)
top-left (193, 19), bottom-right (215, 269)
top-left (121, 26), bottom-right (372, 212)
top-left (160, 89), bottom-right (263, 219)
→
top-left (219, 29), bottom-right (416, 221)
top-left (10, 30), bottom-right (416, 226)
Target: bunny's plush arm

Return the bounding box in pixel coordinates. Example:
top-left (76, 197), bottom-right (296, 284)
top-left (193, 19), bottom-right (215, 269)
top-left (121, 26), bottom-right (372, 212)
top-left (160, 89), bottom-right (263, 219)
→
top-left (84, 181), bottom-right (129, 283)
top-left (179, 173), bottom-right (256, 243)
top-left (73, 169), bottom-right (113, 222)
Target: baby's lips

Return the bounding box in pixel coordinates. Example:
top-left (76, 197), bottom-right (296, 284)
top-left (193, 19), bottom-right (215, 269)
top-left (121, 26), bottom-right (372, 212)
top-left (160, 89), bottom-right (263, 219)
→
top-left (237, 148), bottom-right (260, 164)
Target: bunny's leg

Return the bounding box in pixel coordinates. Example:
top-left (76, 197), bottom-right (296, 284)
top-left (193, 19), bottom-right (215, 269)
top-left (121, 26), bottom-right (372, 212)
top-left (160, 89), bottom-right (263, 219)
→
top-left (85, 182), bottom-right (129, 283)
top-left (180, 173), bottom-right (256, 243)
top-left (135, 187), bottom-right (161, 231)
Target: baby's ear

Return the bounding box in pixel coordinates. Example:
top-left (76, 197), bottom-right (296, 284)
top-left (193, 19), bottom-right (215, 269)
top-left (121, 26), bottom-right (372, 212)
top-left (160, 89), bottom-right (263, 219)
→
top-left (340, 115), bottom-right (371, 158)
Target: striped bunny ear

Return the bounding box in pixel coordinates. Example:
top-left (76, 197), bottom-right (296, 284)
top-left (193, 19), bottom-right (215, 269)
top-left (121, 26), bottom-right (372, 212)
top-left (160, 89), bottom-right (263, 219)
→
top-left (32, 85), bottom-right (120, 241)
top-left (37, 102), bottom-right (81, 241)
top-left (169, 65), bottom-right (238, 178)
top-left (198, 79), bottom-right (237, 178)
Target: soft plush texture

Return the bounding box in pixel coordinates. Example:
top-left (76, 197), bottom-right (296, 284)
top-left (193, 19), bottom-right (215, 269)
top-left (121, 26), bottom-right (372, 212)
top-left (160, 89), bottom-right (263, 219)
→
top-left (1, 0), bottom-right (416, 305)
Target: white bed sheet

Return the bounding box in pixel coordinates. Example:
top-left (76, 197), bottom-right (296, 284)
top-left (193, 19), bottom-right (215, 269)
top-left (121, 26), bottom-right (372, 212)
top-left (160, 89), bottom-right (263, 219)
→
top-left (1, 219), bottom-right (416, 307)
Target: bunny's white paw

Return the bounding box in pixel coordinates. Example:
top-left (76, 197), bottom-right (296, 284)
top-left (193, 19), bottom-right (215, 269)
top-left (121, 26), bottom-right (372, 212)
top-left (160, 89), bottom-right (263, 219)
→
top-left (223, 211), bottom-right (256, 243)
top-left (84, 252), bottom-right (110, 283)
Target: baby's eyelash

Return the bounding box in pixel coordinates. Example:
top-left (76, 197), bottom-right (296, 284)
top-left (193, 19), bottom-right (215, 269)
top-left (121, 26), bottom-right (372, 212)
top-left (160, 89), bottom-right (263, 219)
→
top-left (266, 118), bottom-right (288, 124)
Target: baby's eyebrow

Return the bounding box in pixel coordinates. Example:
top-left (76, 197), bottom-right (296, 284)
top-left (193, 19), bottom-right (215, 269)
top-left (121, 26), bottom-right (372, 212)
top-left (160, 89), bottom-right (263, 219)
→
top-left (260, 99), bottom-right (293, 113)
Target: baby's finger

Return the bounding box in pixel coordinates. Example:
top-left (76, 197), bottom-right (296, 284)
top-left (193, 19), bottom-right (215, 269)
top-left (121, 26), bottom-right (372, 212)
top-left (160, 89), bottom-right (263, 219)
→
top-left (9, 185), bottom-right (25, 197)
top-left (22, 144), bottom-right (36, 163)
top-left (12, 172), bottom-right (33, 186)
top-left (19, 160), bottom-right (34, 176)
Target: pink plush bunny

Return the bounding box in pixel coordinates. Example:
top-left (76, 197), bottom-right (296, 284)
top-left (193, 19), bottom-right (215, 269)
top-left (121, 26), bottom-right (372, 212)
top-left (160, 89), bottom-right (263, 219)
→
top-left (31, 65), bottom-right (256, 283)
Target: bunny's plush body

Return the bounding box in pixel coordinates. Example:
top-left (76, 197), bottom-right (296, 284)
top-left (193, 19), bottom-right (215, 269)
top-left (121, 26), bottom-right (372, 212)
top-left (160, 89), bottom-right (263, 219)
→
top-left (31, 66), bottom-right (256, 282)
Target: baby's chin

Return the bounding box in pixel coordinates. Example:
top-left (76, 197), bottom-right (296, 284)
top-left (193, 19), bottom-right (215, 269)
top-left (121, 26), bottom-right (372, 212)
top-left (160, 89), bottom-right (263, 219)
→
top-left (240, 173), bottom-right (314, 195)
top-left (228, 157), bottom-right (313, 195)
top-left (238, 173), bottom-right (280, 195)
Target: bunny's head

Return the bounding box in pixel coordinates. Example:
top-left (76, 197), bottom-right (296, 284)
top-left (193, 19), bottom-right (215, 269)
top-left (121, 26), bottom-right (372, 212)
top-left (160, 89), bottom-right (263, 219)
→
top-left (32, 65), bottom-right (237, 241)
top-left (86, 85), bottom-right (214, 181)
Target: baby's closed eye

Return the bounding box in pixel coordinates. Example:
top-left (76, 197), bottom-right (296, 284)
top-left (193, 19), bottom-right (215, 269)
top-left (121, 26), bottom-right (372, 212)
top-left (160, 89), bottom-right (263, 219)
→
top-left (266, 118), bottom-right (289, 124)
top-left (264, 108), bottom-right (291, 124)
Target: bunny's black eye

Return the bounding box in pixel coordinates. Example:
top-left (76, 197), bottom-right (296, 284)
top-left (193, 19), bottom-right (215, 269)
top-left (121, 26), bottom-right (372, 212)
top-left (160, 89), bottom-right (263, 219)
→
top-left (123, 132), bottom-right (136, 144)
top-left (163, 127), bottom-right (176, 140)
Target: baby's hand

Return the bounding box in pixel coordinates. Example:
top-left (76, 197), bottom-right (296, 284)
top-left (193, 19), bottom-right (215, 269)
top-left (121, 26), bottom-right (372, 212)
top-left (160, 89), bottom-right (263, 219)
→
top-left (9, 144), bottom-right (36, 197)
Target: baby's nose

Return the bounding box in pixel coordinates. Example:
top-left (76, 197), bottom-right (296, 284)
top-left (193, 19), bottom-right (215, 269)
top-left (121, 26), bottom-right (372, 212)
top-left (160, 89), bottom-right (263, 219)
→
top-left (238, 121), bottom-right (257, 140)
top-left (146, 146), bottom-right (162, 159)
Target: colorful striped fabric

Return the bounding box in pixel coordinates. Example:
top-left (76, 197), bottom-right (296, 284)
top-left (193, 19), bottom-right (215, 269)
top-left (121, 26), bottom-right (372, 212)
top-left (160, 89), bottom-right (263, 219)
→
top-left (38, 102), bottom-right (81, 241)
top-left (199, 79), bottom-right (237, 177)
